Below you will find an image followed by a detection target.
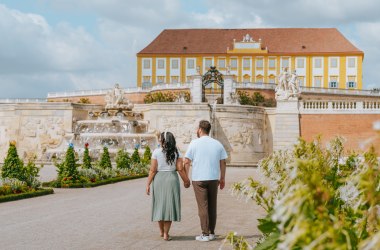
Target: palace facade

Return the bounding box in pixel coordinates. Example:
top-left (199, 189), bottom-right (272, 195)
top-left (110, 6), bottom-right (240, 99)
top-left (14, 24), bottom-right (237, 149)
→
top-left (137, 28), bottom-right (363, 90)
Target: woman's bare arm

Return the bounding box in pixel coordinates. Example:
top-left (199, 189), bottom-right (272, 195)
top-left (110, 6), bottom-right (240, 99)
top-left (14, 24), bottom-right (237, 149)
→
top-left (146, 159), bottom-right (158, 195)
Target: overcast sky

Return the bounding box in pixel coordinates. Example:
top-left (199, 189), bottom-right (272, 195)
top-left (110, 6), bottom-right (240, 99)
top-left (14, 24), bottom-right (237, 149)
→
top-left (0, 0), bottom-right (379, 98)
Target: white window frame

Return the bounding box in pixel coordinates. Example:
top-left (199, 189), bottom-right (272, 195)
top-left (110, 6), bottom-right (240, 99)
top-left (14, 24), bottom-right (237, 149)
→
top-left (268, 57), bottom-right (276, 68)
top-left (243, 58), bottom-right (251, 68)
top-left (187, 58), bottom-right (195, 69)
top-left (143, 59), bottom-right (151, 69)
top-left (330, 57), bottom-right (338, 68)
top-left (255, 58), bottom-right (263, 68)
top-left (296, 58), bottom-right (305, 68)
top-left (171, 59), bottom-right (179, 69)
top-left (157, 59), bottom-right (165, 69)
top-left (230, 58), bottom-right (238, 68)
top-left (347, 57), bottom-right (356, 68)
top-left (218, 58), bottom-right (226, 68)
top-left (314, 58), bottom-right (322, 68)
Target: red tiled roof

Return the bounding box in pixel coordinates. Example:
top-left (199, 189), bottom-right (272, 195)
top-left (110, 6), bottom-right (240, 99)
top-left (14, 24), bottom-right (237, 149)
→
top-left (138, 28), bottom-right (363, 55)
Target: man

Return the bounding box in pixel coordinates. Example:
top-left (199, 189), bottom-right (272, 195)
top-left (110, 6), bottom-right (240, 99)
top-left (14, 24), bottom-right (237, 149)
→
top-left (184, 120), bottom-right (227, 242)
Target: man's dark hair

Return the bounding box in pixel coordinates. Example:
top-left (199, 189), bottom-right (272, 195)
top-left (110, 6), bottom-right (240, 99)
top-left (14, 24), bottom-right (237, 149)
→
top-left (199, 120), bottom-right (211, 134)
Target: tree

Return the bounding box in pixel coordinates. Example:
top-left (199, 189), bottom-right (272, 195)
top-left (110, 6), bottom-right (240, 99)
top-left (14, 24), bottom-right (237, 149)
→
top-left (142, 146), bottom-right (152, 165)
top-left (99, 147), bottom-right (112, 169)
top-left (82, 143), bottom-right (92, 169)
top-left (131, 148), bottom-right (141, 164)
top-left (1, 141), bottom-right (24, 180)
top-left (115, 149), bottom-right (131, 169)
top-left (63, 145), bottom-right (80, 181)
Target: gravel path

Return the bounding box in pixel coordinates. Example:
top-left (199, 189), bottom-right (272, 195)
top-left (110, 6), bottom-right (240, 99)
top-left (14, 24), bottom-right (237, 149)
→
top-left (0, 167), bottom-right (265, 250)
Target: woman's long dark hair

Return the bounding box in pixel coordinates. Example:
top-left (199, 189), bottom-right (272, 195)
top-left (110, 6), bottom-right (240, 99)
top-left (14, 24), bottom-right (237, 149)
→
top-left (161, 131), bottom-right (179, 165)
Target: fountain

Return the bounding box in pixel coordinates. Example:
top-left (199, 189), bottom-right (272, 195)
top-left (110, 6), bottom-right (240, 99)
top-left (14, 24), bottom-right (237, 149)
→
top-left (46, 84), bottom-right (159, 160)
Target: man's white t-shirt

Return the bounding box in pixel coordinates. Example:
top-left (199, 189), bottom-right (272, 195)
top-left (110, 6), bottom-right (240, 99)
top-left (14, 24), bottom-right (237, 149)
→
top-left (152, 148), bottom-right (182, 171)
top-left (185, 136), bottom-right (228, 181)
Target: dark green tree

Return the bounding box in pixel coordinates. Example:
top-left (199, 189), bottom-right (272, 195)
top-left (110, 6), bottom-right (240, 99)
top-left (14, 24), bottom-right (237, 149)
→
top-left (115, 149), bottom-right (131, 169)
top-left (1, 142), bottom-right (24, 180)
top-left (99, 147), bottom-right (112, 169)
top-left (142, 146), bottom-right (152, 165)
top-left (63, 145), bottom-right (80, 181)
top-left (131, 148), bottom-right (141, 164)
top-left (82, 143), bottom-right (92, 169)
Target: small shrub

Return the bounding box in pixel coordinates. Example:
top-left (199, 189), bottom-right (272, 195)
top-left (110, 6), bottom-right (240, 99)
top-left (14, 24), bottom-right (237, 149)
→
top-left (82, 144), bottom-right (92, 169)
top-left (115, 149), bottom-right (131, 169)
top-left (98, 147), bottom-right (112, 169)
top-left (131, 148), bottom-right (141, 164)
top-left (78, 98), bottom-right (91, 104)
top-left (142, 146), bottom-right (152, 165)
top-left (1, 142), bottom-right (24, 181)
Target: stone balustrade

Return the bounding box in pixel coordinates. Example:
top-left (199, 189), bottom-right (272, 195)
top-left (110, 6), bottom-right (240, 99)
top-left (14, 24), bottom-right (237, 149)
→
top-left (47, 83), bottom-right (192, 98)
top-left (0, 98), bottom-right (47, 103)
top-left (300, 100), bottom-right (380, 114)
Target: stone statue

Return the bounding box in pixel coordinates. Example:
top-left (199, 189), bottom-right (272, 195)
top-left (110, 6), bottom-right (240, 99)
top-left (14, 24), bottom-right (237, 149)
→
top-left (105, 84), bottom-right (134, 110)
top-left (242, 34), bottom-right (253, 42)
top-left (288, 70), bottom-right (299, 95)
top-left (275, 68), bottom-right (300, 100)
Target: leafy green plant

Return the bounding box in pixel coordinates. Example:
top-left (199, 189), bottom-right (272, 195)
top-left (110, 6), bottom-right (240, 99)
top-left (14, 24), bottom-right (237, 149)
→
top-left (227, 137), bottom-right (380, 250)
top-left (82, 143), bottom-right (92, 169)
top-left (1, 142), bottom-right (24, 181)
top-left (237, 91), bottom-right (276, 107)
top-left (142, 146), bottom-right (152, 165)
top-left (98, 147), bottom-right (112, 169)
top-left (115, 149), bottom-right (131, 169)
top-left (131, 148), bottom-right (141, 164)
top-left (144, 91), bottom-right (191, 103)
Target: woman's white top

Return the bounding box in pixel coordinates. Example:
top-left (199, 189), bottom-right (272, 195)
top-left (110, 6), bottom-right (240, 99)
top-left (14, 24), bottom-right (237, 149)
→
top-left (152, 148), bottom-right (182, 171)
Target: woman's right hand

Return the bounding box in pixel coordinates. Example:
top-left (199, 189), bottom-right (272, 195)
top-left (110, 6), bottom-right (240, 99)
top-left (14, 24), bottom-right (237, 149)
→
top-left (146, 185), bottom-right (150, 195)
top-left (184, 180), bottom-right (190, 188)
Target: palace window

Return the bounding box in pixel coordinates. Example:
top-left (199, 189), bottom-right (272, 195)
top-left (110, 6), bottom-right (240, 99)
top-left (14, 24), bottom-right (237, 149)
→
top-left (187, 59), bottom-right (195, 69)
top-left (314, 58), bottom-right (322, 68)
top-left (230, 58), bottom-right (238, 69)
top-left (314, 76), bottom-right (322, 87)
top-left (256, 58), bottom-right (263, 68)
top-left (186, 76), bottom-right (192, 82)
top-left (256, 75), bottom-right (263, 83)
top-left (204, 58), bottom-right (213, 69)
top-left (329, 76), bottom-right (338, 88)
top-left (143, 59), bottom-right (151, 69)
top-left (298, 76), bottom-right (305, 87)
top-left (157, 59), bottom-right (165, 69)
top-left (171, 76), bottom-right (179, 83)
top-left (268, 75), bottom-right (276, 84)
top-left (243, 58), bottom-right (251, 68)
top-left (330, 58), bottom-right (338, 68)
top-left (281, 57), bottom-right (289, 68)
top-left (296, 58), bottom-right (305, 68)
top-left (171, 59), bottom-right (179, 69)
top-left (218, 58), bottom-right (226, 68)
top-left (347, 76), bottom-right (356, 88)
top-left (348, 57), bottom-right (356, 68)
top-left (157, 76), bottom-right (165, 83)
top-left (243, 74), bottom-right (250, 83)
top-left (143, 76), bottom-right (151, 83)
top-left (269, 58), bottom-right (276, 69)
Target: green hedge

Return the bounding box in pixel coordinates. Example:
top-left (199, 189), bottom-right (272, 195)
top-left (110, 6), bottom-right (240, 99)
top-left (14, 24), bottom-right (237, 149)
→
top-left (42, 174), bottom-right (148, 188)
top-left (0, 188), bottom-right (54, 203)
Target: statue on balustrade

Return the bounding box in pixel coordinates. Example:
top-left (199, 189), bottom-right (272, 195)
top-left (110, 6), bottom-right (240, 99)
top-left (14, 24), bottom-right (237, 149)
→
top-left (275, 68), bottom-right (300, 100)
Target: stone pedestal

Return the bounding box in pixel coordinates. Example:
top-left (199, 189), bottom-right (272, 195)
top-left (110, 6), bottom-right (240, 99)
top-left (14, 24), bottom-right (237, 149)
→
top-left (190, 75), bottom-right (202, 103)
top-left (223, 75), bottom-right (234, 105)
top-left (273, 99), bottom-right (300, 151)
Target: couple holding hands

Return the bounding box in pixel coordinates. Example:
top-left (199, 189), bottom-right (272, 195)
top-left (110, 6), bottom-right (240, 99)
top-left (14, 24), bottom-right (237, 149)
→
top-left (146, 120), bottom-right (227, 242)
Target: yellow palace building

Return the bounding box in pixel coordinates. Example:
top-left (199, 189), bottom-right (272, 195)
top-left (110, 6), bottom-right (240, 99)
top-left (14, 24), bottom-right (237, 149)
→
top-left (137, 28), bottom-right (363, 90)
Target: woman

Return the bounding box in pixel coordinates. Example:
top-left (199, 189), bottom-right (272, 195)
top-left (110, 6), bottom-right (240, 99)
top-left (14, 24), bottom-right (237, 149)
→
top-left (146, 131), bottom-right (190, 241)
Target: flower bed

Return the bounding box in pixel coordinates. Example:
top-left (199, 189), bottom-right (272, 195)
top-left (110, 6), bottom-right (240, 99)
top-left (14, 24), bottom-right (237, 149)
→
top-left (0, 142), bottom-right (53, 203)
top-left (46, 144), bottom-right (151, 189)
top-left (0, 188), bottom-right (54, 203)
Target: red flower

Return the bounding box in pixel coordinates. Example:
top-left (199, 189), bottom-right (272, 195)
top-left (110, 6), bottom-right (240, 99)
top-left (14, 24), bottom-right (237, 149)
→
top-left (85, 143), bottom-right (89, 148)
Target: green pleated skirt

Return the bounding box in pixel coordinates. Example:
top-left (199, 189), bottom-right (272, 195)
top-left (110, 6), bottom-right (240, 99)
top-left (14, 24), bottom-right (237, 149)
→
top-left (151, 171), bottom-right (181, 222)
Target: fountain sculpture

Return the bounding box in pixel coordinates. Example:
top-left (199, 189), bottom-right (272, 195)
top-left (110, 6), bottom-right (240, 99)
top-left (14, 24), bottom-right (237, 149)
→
top-left (46, 84), bottom-right (159, 160)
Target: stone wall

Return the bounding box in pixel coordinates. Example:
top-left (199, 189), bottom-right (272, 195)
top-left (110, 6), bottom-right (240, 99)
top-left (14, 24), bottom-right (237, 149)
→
top-left (0, 103), bottom-right (102, 163)
top-left (134, 103), bottom-right (269, 166)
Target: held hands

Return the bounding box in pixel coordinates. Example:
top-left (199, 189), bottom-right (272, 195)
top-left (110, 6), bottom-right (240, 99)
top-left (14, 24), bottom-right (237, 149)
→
top-left (184, 180), bottom-right (191, 188)
top-left (219, 178), bottom-right (225, 190)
